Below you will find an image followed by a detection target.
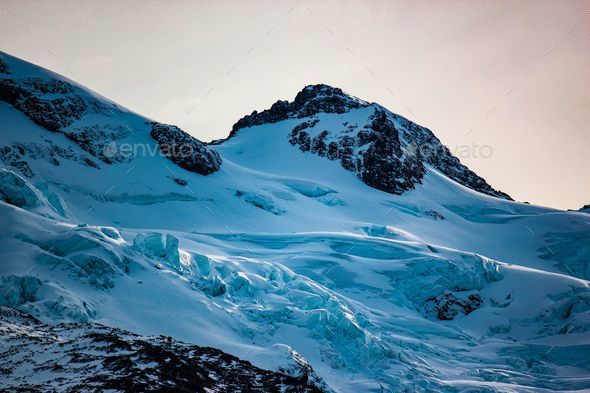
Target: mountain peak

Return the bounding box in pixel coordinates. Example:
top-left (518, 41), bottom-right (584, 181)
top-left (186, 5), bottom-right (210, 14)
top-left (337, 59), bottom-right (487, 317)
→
top-left (225, 82), bottom-right (510, 199)
top-left (294, 84), bottom-right (353, 103)
top-left (228, 84), bottom-right (369, 137)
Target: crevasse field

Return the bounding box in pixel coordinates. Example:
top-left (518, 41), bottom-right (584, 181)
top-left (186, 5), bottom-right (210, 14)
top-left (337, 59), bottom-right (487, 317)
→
top-left (1, 51), bottom-right (589, 392)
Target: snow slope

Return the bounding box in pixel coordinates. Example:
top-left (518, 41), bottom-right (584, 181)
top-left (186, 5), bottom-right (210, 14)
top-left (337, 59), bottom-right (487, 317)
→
top-left (1, 51), bottom-right (589, 392)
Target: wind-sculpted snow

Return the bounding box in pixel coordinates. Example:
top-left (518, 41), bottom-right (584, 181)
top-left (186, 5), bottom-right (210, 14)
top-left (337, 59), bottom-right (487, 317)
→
top-left (539, 230), bottom-right (590, 280)
top-left (3, 198), bottom-right (589, 391)
top-left (235, 189), bottom-right (285, 215)
top-left (0, 169), bottom-right (50, 210)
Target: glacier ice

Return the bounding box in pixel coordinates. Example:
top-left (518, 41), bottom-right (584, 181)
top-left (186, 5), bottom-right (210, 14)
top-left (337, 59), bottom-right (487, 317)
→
top-left (0, 169), bottom-right (55, 214)
top-left (133, 232), bottom-right (181, 270)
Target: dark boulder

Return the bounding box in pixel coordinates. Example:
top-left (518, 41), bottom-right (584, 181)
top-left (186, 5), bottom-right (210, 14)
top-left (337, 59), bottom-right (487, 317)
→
top-left (150, 123), bottom-right (221, 175)
top-left (426, 293), bottom-right (483, 320)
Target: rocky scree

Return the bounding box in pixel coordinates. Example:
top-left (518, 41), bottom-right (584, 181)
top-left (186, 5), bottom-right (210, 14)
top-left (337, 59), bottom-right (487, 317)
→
top-left (0, 76), bottom-right (86, 132)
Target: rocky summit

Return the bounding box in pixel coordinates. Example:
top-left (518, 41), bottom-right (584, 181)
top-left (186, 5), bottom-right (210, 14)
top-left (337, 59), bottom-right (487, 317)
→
top-left (231, 83), bottom-right (509, 198)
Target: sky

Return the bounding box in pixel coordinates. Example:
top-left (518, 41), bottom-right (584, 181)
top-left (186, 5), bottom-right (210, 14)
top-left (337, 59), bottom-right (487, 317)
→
top-left (1, 0), bottom-right (589, 210)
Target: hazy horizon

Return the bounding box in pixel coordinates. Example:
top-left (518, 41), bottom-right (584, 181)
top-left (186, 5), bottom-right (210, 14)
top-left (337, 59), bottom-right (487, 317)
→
top-left (1, 0), bottom-right (589, 209)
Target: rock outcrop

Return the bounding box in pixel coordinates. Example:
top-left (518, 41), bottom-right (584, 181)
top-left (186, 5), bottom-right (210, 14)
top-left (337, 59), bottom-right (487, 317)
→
top-left (150, 122), bottom-right (221, 175)
top-left (228, 84), bottom-right (369, 138)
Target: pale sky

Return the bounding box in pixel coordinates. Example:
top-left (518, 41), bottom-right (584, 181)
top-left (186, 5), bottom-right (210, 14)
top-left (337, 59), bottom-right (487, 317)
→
top-left (1, 0), bottom-right (589, 209)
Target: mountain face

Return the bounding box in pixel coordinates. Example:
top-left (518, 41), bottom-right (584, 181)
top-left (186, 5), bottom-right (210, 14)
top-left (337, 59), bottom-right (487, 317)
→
top-left (228, 84), bottom-right (510, 198)
top-left (1, 51), bottom-right (590, 392)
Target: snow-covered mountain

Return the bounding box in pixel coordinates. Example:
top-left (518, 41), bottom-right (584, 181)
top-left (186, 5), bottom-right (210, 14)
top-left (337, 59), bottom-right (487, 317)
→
top-left (1, 51), bottom-right (589, 392)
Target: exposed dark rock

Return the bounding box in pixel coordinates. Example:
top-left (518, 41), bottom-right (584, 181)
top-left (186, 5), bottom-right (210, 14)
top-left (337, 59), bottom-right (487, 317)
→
top-left (0, 78), bottom-right (87, 131)
top-left (311, 130), bottom-right (329, 156)
top-left (0, 61), bottom-right (136, 171)
top-left (150, 122), bottom-right (221, 175)
top-left (289, 108), bottom-right (426, 194)
top-left (297, 131), bottom-right (311, 152)
top-left (391, 113), bottom-right (511, 199)
top-left (327, 141), bottom-right (338, 160)
top-left (426, 292), bottom-right (483, 320)
top-left (359, 110), bottom-right (425, 194)
top-left (424, 210), bottom-right (445, 220)
top-left (0, 141), bottom-right (92, 178)
top-left (0, 55), bottom-right (508, 200)
top-left (338, 135), bottom-right (356, 172)
top-left (285, 102), bottom-right (508, 198)
top-left (0, 151), bottom-right (34, 177)
top-left (0, 307), bottom-right (324, 392)
top-left (65, 125), bottom-right (131, 164)
top-left (224, 83), bottom-right (509, 199)
top-left (228, 84), bottom-right (368, 138)
top-left (289, 119), bottom-right (319, 146)
top-left (173, 178), bottom-right (189, 186)
top-left (82, 157), bottom-right (100, 169)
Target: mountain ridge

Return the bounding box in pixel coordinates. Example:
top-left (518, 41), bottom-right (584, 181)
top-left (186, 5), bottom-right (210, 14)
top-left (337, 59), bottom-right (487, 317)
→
top-left (0, 50), bottom-right (508, 200)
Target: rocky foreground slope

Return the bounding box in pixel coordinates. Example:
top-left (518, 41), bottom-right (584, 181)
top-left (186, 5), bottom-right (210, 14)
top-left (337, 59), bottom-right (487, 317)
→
top-left (0, 307), bottom-right (323, 392)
